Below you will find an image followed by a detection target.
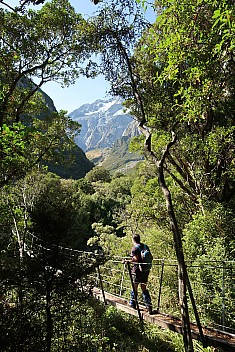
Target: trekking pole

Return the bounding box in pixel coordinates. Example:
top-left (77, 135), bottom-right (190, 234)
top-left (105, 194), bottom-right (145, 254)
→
top-left (127, 262), bottom-right (143, 330)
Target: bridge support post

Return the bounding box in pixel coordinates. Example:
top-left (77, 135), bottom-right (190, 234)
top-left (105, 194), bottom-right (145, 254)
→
top-left (97, 264), bottom-right (106, 305)
top-left (221, 262), bottom-right (225, 331)
top-left (157, 259), bottom-right (164, 313)
top-left (186, 271), bottom-right (206, 348)
top-left (119, 262), bottom-right (126, 296)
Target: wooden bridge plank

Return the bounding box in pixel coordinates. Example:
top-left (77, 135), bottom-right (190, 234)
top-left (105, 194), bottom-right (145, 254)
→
top-left (92, 288), bottom-right (235, 352)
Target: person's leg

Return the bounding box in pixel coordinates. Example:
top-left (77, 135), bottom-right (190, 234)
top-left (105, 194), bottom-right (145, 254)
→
top-left (140, 283), bottom-right (147, 291)
top-left (140, 274), bottom-right (152, 314)
top-left (130, 275), bottom-right (139, 308)
top-left (130, 283), bottom-right (138, 308)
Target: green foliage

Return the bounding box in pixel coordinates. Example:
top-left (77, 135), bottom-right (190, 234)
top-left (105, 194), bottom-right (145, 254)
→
top-left (1, 0), bottom-right (235, 350)
top-left (29, 174), bottom-right (77, 243)
top-left (77, 178), bottom-right (95, 195)
top-left (0, 0), bottom-right (93, 187)
top-left (0, 110), bottom-right (82, 186)
top-left (0, 169), bottom-right (104, 351)
top-left (183, 203), bottom-right (235, 261)
top-left (107, 174), bottom-right (133, 206)
top-left (120, 0), bottom-right (235, 205)
top-left (0, 0), bottom-right (87, 108)
top-left (85, 166), bottom-right (111, 183)
top-left (0, 122), bottom-right (32, 185)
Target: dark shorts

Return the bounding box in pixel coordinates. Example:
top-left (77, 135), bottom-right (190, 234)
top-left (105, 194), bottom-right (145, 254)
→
top-left (132, 270), bottom-right (149, 284)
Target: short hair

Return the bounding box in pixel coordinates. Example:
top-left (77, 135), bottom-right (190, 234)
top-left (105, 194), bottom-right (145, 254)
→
top-left (132, 234), bottom-right (140, 244)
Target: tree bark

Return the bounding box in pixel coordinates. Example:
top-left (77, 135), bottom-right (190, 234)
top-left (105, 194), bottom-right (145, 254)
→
top-left (138, 131), bottom-right (195, 351)
top-left (156, 134), bottom-right (194, 352)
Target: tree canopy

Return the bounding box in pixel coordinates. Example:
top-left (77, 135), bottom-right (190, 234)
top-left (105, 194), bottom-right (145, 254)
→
top-left (0, 0), bottom-right (94, 186)
top-left (1, 1), bottom-right (235, 351)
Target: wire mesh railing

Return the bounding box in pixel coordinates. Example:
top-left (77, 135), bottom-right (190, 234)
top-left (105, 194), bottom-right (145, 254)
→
top-left (95, 257), bottom-right (235, 334)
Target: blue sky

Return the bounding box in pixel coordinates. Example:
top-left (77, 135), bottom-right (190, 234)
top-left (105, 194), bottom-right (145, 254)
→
top-left (43, 0), bottom-right (110, 113)
top-left (5, 1), bottom-right (155, 114)
top-left (44, 1), bottom-right (155, 113)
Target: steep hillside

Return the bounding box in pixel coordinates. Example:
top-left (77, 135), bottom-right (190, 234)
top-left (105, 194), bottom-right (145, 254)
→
top-left (37, 86), bottom-right (94, 179)
top-left (100, 136), bottom-right (143, 173)
top-left (46, 146), bottom-right (94, 179)
top-left (86, 136), bottom-right (143, 174)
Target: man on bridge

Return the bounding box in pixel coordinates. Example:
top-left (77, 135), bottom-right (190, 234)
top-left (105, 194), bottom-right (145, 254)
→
top-left (126, 234), bottom-right (153, 314)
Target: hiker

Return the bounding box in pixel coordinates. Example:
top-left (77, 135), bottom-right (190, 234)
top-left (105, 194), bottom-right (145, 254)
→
top-left (124, 234), bottom-right (153, 314)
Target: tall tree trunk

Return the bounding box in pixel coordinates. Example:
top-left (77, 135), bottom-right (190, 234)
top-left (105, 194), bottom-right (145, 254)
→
top-left (144, 132), bottom-right (194, 352)
top-left (158, 150), bottom-right (194, 351)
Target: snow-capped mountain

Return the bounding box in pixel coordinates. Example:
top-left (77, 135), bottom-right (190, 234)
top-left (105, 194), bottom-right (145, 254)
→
top-left (69, 97), bottom-right (139, 151)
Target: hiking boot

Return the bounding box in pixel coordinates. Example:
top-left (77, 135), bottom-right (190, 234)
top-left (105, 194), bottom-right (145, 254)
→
top-left (142, 290), bottom-right (152, 314)
top-left (129, 303), bottom-right (136, 309)
top-left (129, 291), bottom-right (136, 309)
top-left (129, 298), bottom-right (136, 309)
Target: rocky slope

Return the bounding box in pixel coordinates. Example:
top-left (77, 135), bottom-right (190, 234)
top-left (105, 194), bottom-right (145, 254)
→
top-left (69, 97), bottom-right (139, 152)
top-left (69, 97), bottom-right (143, 173)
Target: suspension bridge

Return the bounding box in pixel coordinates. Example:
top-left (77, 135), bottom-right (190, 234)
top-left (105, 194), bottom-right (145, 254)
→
top-left (3, 236), bottom-right (235, 351)
top-left (91, 257), bottom-right (235, 351)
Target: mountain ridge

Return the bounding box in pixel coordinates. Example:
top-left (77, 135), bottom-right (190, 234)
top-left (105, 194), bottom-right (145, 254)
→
top-left (70, 97), bottom-right (143, 173)
top-left (69, 97), bottom-right (139, 152)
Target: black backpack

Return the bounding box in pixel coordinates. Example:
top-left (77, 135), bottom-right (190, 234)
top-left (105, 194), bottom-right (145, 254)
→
top-left (136, 244), bottom-right (153, 272)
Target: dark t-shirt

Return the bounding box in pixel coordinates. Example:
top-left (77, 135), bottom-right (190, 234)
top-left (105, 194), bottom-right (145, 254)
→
top-left (131, 243), bottom-right (144, 274)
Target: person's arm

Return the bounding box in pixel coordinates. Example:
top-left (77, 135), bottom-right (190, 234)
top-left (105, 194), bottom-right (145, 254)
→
top-left (123, 247), bottom-right (139, 264)
top-left (131, 254), bottom-right (139, 262)
top-left (123, 255), bottom-right (138, 264)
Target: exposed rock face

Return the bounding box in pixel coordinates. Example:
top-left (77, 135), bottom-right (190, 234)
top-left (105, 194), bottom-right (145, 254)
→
top-left (69, 97), bottom-right (139, 151)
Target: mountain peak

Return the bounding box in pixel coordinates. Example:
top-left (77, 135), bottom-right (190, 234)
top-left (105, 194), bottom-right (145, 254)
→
top-left (69, 97), bottom-right (139, 152)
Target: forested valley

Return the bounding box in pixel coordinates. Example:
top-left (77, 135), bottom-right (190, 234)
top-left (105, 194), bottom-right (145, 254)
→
top-left (1, 0), bottom-right (235, 351)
